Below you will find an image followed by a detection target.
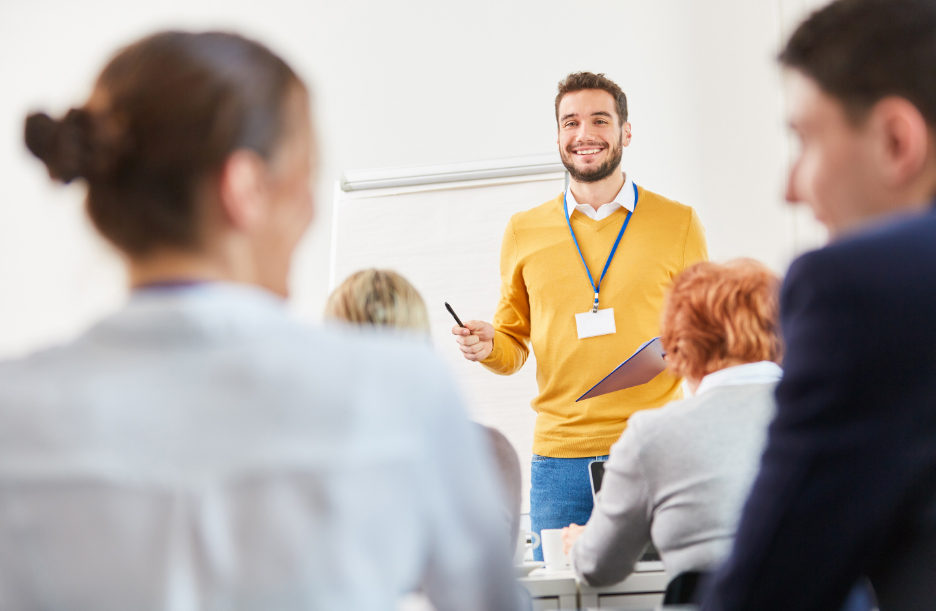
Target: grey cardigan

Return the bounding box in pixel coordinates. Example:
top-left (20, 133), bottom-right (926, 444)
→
top-left (570, 383), bottom-right (777, 586)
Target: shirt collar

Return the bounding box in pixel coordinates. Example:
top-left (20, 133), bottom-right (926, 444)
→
top-left (695, 361), bottom-right (783, 396)
top-left (565, 172), bottom-right (635, 219)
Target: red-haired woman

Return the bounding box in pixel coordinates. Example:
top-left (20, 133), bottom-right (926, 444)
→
top-left (562, 259), bottom-right (783, 596)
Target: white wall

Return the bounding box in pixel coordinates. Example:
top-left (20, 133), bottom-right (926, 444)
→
top-left (0, 1), bottom-right (828, 358)
top-left (1, 1), bottom-right (834, 518)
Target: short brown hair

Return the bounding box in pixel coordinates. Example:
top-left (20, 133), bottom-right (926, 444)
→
top-left (780, 0), bottom-right (936, 127)
top-left (325, 269), bottom-right (430, 334)
top-left (661, 259), bottom-right (783, 381)
top-left (555, 72), bottom-right (628, 125)
top-left (24, 31), bottom-right (304, 257)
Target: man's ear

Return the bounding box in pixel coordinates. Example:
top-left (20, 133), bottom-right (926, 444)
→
top-left (217, 150), bottom-right (268, 232)
top-left (873, 97), bottom-right (930, 188)
top-left (622, 122), bottom-right (633, 147)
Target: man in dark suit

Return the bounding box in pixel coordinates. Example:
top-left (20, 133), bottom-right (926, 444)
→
top-left (701, 1), bottom-right (936, 610)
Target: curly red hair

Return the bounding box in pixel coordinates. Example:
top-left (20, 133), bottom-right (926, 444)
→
top-left (661, 259), bottom-right (783, 381)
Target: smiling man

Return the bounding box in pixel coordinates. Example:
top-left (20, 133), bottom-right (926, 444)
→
top-left (452, 72), bottom-right (707, 558)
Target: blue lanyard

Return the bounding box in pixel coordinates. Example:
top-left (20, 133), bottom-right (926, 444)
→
top-left (563, 182), bottom-right (638, 313)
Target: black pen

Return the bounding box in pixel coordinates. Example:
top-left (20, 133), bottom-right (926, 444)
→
top-left (445, 302), bottom-right (465, 328)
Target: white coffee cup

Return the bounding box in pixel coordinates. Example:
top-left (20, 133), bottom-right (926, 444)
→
top-left (540, 529), bottom-right (571, 571)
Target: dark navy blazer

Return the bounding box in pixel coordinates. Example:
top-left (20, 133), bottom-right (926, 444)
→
top-left (701, 206), bottom-right (936, 611)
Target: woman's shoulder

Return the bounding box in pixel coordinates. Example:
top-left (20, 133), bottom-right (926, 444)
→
top-left (626, 383), bottom-right (778, 440)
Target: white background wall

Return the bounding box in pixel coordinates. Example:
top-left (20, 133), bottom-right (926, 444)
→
top-left (0, 0), bottom-right (831, 524)
top-left (0, 2), bottom-right (831, 479)
top-left (1, 0), bottom-right (829, 362)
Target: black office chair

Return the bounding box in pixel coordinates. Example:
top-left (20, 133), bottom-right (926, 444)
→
top-left (663, 571), bottom-right (708, 605)
top-left (662, 571), bottom-right (876, 609)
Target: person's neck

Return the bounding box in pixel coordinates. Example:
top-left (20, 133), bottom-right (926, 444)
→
top-left (833, 177), bottom-right (936, 239)
top-left (128, 247), bottom-right (253, 290)
top-left (569, 170), bottom-right (625, 212)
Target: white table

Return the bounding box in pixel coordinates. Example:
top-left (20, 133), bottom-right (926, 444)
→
top-left (519, 561), bottom-right (668, 610)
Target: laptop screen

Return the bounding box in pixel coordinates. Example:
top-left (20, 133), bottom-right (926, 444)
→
top-left (589, 459), bottom-right (662, 564)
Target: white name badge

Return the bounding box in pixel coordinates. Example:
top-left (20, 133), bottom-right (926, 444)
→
top-left (575, 307), bottom-right (617, 339)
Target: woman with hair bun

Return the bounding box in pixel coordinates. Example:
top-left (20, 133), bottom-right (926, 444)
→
top-left (560, 259), bottom-right (784, 601)
top-left (4, 31), bottom-right (518, 611)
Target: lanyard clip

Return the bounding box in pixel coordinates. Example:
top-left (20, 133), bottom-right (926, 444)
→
top-left (592, 292), bottom-right (600, 313)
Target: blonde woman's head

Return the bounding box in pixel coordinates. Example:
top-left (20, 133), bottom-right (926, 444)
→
top-left (325, 269), bottom-right (430, 334)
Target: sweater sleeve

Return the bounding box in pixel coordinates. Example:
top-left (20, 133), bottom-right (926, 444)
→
top-left (683, 208), bottom-right (709, 269)
top-left (569, 417), bottom-right (653, 587)
top-left (480, 217), bottom-right (530, 376)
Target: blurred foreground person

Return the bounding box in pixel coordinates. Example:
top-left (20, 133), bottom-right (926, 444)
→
top-left (326, 269), bottom-right (523, 553)
top-left (5, 32), bottom-right (518, 611)
top-left (702, 1), bottom-right (936, 610)
top-left (562, 260), bottom-right (782, 601)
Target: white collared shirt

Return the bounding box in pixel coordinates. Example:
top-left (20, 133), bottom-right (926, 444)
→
top-left (695, 361), bottom-right (784, 396)
top-left (565, 172), bottom-right (636, 221)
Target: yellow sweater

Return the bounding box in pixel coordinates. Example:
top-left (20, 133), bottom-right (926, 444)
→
top-left (481, 186), bottom-right (708, 457)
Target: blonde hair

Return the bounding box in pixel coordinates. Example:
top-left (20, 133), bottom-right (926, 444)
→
top-left (660, 259), bottom-right (783, 380)
top-left (325, 269), bottom-right (430, 334)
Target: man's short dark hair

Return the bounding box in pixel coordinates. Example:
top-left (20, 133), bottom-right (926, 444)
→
top-left (780, 0), bottom-right (936, 127)
top-left (555, 72), bottom-right (628, 126)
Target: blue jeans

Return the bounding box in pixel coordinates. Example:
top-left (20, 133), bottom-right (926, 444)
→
top-left (530, 454), bottom-right (608, 562)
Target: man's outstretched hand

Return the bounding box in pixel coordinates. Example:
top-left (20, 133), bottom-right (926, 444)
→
top-left (452, 320), bottom-right (495, 362)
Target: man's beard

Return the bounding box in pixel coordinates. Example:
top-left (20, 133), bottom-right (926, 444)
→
top-left (560, 134), bottom-right (624, 183)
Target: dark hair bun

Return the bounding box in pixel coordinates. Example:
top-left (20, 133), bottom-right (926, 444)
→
top-left (24, 109), bottom-right (94, 184)
top-left (25, 31), bottom-right (302, 257)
